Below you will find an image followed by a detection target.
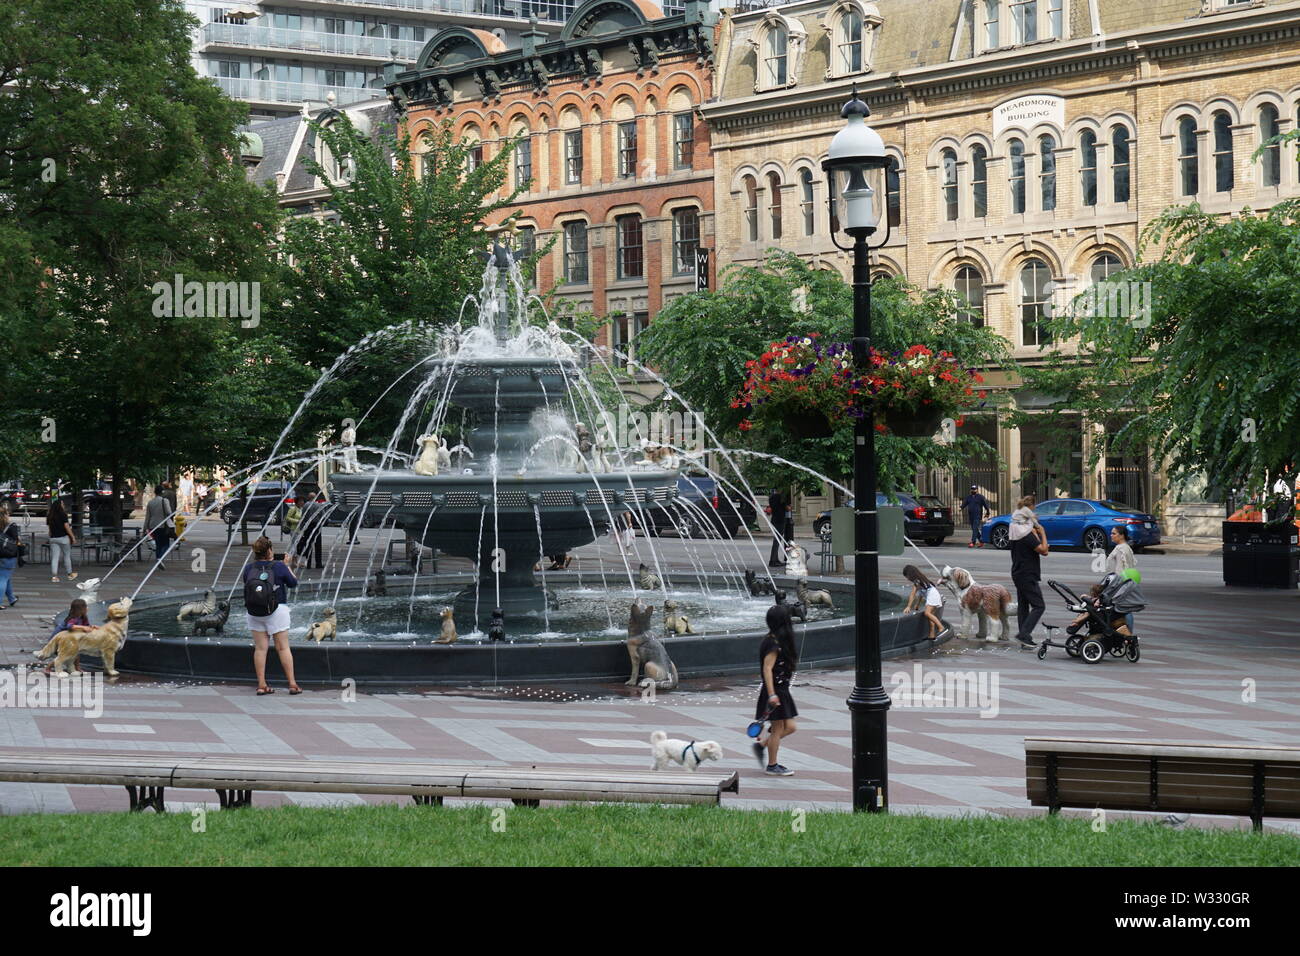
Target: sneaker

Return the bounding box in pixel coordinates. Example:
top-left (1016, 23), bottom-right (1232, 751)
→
top-left (765, 764), bottom-right (794, 776)
top-left (752, 742), bottom-right (766, 769)
top-left (1017, 635), bottom-right (1036, 648)
top-left (967, 542), bottom-right (975, 548)
top-left (69, 572), bottom-right (78, 580)
top-left (935, 627), bottom-right (952, 641)
top-left (52, 576), bottom-right (59, 583)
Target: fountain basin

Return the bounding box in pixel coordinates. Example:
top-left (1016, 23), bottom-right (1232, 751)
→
top-left (110, 574), bottom-right (942, 686)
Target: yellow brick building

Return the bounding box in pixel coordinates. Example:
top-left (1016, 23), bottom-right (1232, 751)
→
top-left (703, 0), bottom-right (1300, 530)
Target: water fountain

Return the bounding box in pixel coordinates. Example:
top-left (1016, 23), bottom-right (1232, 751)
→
top-left (111, 234), bottom-right (939, 686)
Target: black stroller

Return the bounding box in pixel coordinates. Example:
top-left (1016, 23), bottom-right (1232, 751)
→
top-left (1037, 572), bottom-right (1146, 664)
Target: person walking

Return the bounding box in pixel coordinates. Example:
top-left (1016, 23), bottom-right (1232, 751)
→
top-left (178, 472), bottom-right (194, 514)
top-left (1106, 525), bottom-right (1138, 632)
top-left (243, 535), bottom-right (301, 695)
top-left (145, 485), bottom-right (176, 570)
top-left (0, 510), bottom-right (24, 609)
top-left (960, 484), bottom-right (991, 548)
top-left (46, 498), bottom-right (78, 583)
top-left (752, 603), bottom-right (799, 775)
top-left (1009, 496), bottom-right (1049, 647)
top-left (767, 489), bottom-right (790, 567)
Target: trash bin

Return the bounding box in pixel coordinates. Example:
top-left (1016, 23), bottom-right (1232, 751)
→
top-left (1222, 521), bottom-right (1299, 589)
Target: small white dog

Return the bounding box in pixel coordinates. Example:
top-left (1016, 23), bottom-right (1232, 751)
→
top-left (649, 730), bottom-right (723, 771)
top-left (939, 565), bottom-right (1012, 642)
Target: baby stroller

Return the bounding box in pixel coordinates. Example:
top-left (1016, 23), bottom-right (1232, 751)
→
top-left (1037, 572), bottom-right (1146, 664)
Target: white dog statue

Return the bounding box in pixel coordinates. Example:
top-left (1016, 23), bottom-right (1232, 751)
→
top-left (413, 435), bottom-right (445, 476)
top-left (339, 424), bottom-right (359, 474)
top-left (785, 544), bottom-right (809, 579)
top-left (940, 565), bottom-right (1012, 642)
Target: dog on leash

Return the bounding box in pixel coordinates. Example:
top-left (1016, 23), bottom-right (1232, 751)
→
top-left (940, 565), bottom-right (1012, 642)
top-left (177, 589), bottom-right (217, 622)
top-left (663, 600), bottom-right (695, 635)
top-left (650, 731), bottom-right (722, 771)
top-left (626, 601), bottom-right (678, 689)
top-left (745, 569), bottom-right (775, 597)
top-left (796, 579), bottom-right (834, 609)
top-left (637, 563), bottom-right (661, 591)
top-left (35, 597), bottom-right (132, 677)
top-left (193, 601), bottom-right (231, 635)
top-left (435, 607), bottom-right (458, 644)
top-left (306, 607), bottom-right (337, 643)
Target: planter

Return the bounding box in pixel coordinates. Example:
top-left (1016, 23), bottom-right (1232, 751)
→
top-left (879, 406), bottom-right (945, 438)
top-left (783, 408), bottom-right (835, 439)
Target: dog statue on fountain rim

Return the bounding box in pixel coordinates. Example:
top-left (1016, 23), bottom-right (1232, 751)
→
top-left (939, 565), bottom-right (1012, 642)
top-left (663, 600), bottom-right (695, 635)
top-left (413, 434), bottom-right (448, 476)
top-left (435, 606), bottom-right (458, 644)
top-left (306, 607), bottom-right (337, 643)
top-left (193, 601), bottom-right (231, 635)
top-left (796, 578), bottom-right (833, 609)
top-left (637, 563), bottom-right (661, 591)
top-left (745, 569), bottom-right (776, 597)
top-left (774, 589), bottom-right (807, 622)
top-left (366, 569), bottom-right (387, 597)
top-left (177, 589), bottom-right (217, 622)
top-left (627, 601), bottom-right (677, 689)
top-left (35, 597), bottom-right (133, 677)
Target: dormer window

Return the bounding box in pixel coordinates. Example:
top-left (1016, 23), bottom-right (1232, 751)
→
top-left (976, 0), bottom-right (1065, 53)
top-left (752, 13), bottom-right (806, 92)
top-left (837, 9), bottom-right (863, 73)
top-left (765, 25), bottom-right (788, 86)
top-left (824, 2), bottom-right (882, 78)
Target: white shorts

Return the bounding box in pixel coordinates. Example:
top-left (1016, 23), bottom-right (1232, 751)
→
top-left (246, 604), bottom-right (292, 636)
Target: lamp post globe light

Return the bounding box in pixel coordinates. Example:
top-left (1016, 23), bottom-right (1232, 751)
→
top-left (822, 87), bottom-right (893, 813)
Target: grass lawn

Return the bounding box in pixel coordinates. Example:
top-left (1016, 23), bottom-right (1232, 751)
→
top-left (1, 803), bottom-right (1296, 866)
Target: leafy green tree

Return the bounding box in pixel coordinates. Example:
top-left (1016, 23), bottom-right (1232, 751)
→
top-left (636, 252), bottom-right (1014, 518)
top-left (0, 0), bottom-right (285, 525)
top-left (1018, 199), bottom-right (1300, 519)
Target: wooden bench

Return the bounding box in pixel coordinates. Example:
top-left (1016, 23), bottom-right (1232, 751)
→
top-left (0, 751), bottom-right (739, 813)
top-left (1025, 737), bottom-right (1300, 830)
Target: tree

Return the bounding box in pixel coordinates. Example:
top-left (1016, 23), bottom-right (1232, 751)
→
top-left (0, 0), bottom-right (285, 525)
top-left (635, 252), bottom-right (1014, 499)
top-left (1018, 199), bottom-right (1300, 519)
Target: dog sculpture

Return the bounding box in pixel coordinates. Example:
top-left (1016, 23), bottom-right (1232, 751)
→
top-left (663, 600), bottom-right (695, 635)
top-left (785, 544), bottom-right (809, 578)
top-left (177, 589), bottom-right (217, 622)
top-left (940, 565), bottom-right (1012, 642)
top-left (413, 434), bottom-right (445, 476)
top-left (193, 601), bottom-right (231, 635)
top-left (796, 579), bottom-right (834, 609)
top-left (774, 589), bottom-right (807, 622)
top-left (76, 577), bottom-right (102, 605)
top-left (435, 606), bottom-right (458, 644)
top-left (650, 731), bottom-right (722, 771)
top-left (306, 607), bottom-right (337, 643)
top-left (35, 598), bottom-right (132, 677)
top-left (627, 601), bottom-right (677, 689)
top-left (366, 569), bottom-right (388, 597)
top-left (745, 569), bottom-right (775, 597)
top-left (637, 562), bottom-right (661, 591)
top-left (488, 608), bottom-right (506, 642)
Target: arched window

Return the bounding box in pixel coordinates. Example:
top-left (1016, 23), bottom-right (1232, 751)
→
top-left (414, 133), bottom-right (435, 179)
top-left (837, 7), bottom-right (864, 74)
top-left (765, 23), bottom-right (789, 86)
top-left (1039, 133), bottom-right (1056, 211)
top-left (800, 168), bottom-right (816, 235)
top-left (1110, 125), bottom-right (1130, 203)
top-left (1178, 116), bottom-right (1199, 196)
top-left (1259, 105), bottom-right (1281, 188)
top-left (743, 175), bottom-right (759, 241)
top-left (1079, 130), bottom-right (1097, 207)
top-left (1212, 110), bottom-right (1233, 193)
top-left (767, 172), bottom-right (783, 239)
top-left (514, 132), bottom-right (532, 192)
top-left (1008, 138), bottom-right (1026, 214)
top-left (970, 146), bottom-right (987, 218)
top-left (941, 148), bottom-right (958, 221)
top-left (955, 266), bottom-right (985, 327)
top-left (1091, 252), bottom-right (1122, 284)
top-left (886, 156), bottom-right (901, 228)
top-left (616, 214), bottom-right (644, 280)
top-left (1020, 258), bottom-right (1053, 347)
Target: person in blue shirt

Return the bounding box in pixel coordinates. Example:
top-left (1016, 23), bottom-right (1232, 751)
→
top-left (960, 485), bottom-right (991, 548)
top-left (243, 535), bottom-right (301, 696)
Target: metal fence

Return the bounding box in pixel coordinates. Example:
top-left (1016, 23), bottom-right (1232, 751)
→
top-left (1104, 465), bottom-right (1148, 510)
top-left (918, 466), bottom-right (1001, 513)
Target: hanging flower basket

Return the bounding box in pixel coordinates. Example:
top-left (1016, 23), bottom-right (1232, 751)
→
top-left (878, 405), bottom-right (945, 438)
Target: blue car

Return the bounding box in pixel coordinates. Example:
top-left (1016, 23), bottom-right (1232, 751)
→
top-left (982, 498), bottom-right (1162, 552)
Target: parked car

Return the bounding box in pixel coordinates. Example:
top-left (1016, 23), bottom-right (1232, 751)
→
top-left (81, 480), bottom-right (136, 521)
top-left (642, 471), bottom-right (756, 538)
top-left (0, 480), bottom-right (36, 516)
top-left (981, 498), bottom-right (1162, 551)
top-left (219, 480), bottom-right (319, 527)
top-left (813, 493), bottom-right (955, 546)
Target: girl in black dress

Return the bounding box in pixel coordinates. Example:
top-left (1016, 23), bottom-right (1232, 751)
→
top-left (753, 603), bottom-right (798, 776)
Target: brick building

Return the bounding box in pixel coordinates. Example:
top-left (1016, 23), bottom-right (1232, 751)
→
top-left (387, 0), bottom-right (718, 373)
top-left (703, 0), bottom-right (1300, 530)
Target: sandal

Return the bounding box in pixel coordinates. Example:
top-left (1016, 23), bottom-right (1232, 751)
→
top-left (288, 686), bottom-right (303, 695)
top-left (256, 686), bottom-right (274, 695)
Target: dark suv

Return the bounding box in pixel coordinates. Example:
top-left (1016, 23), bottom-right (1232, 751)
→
top-left (220, 481), bottom-right (320, 527)
top-left (641, 472), bottom-right (756, 538)
top-left (82, 480), bottom-right (136, 521)
top-left (814, 492), bottom-right (954, 546)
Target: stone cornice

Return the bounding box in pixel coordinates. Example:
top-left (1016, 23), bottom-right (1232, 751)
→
top-left (703, 2), bottom-right (1300, 129)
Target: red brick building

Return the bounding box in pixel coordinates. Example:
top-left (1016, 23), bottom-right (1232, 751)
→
top-left (388, 0), bottom-right (718, 362)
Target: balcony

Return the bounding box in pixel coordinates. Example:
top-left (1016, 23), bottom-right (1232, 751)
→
top-left (213, 76), bottom-right (377, 108)
top-left (271, 0), bottom-right (575, 23)
top-left (200, 23), bottom-right (426, 62)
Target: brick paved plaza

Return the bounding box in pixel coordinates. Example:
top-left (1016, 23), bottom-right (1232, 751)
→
top-left (1, 518), bottom-right (1295, 831)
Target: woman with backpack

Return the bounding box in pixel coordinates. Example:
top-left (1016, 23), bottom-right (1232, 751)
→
top-left (243, 535), bottom-right (301, 696)
top-left (0, 509), bottom-right (23, 609)
top-left (47, 498), bottom-right (78, 583)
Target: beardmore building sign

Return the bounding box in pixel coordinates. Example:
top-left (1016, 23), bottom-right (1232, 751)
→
top-left (385, 0), bottom-right (718, 376)
top-left (703, 0), bottom-right (1300, 528)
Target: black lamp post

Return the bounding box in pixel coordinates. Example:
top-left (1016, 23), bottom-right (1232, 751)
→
top-left (822, 88), bottom-right (893, 813)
